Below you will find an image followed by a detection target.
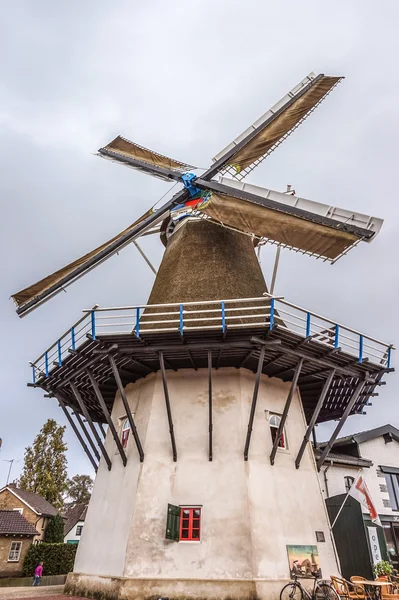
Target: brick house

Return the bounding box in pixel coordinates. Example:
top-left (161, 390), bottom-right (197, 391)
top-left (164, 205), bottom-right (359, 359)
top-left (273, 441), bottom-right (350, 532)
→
top-left (0, 485), bottom-right (58, 542)
top-left (0, 510), bottom-right (39, 577)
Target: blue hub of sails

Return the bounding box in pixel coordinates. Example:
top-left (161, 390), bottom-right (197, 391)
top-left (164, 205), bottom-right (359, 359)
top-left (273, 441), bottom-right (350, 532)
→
top-left (181, 172), bottom-right (201, 198)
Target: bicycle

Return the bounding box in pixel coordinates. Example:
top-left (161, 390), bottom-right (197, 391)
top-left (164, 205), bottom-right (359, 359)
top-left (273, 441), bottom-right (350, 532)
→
top-left (280, 574), bottom-right (340, 600)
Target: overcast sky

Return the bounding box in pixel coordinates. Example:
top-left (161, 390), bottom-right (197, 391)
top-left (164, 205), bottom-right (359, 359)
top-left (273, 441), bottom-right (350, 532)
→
top-left (1, 0), bottom-right (398, 486)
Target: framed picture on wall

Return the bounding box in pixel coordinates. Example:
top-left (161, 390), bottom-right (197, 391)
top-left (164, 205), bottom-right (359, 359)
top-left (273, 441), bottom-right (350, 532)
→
top-left (286, 545), bottom-right (321, 578)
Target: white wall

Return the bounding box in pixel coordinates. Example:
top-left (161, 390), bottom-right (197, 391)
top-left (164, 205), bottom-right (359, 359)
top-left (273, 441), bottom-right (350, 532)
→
top-left (74, 375), bottom-right (156, 576)
top-left (359, 437), bottom-right (399, 516)
top-left (65, 519), bottom-right (85, 544)
top-left (318, 463), bottom-right (361, 498)
top-left (75, 367), bottom-right (338, 585)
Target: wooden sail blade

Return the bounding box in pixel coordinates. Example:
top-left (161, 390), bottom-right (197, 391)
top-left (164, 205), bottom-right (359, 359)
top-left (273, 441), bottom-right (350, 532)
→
top-left (194, 178), bottom-right (383, 261)
top-left (12, 201), bottom-right (176, 317)
top-left (209, 73), bottom-right (343, 181)
top-left (98, 135), bottom-right (196, 182)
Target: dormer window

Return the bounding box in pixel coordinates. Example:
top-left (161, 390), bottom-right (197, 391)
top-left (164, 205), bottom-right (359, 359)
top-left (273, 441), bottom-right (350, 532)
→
top-left (121, 418), bottom-right (130, 449)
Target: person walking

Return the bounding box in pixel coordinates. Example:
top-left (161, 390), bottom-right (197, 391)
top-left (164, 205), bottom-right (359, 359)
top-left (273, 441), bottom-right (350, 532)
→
top-left (33, 562), bottom-right (43, 586)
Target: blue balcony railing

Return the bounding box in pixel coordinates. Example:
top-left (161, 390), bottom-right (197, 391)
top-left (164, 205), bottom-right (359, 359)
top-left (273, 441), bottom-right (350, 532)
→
top-left (30, 295), bottom-right (394, 383)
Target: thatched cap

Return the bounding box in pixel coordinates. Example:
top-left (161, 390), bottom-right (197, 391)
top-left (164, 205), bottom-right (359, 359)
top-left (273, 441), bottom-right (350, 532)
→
top-left (147, 219), bottom-right (267, 305)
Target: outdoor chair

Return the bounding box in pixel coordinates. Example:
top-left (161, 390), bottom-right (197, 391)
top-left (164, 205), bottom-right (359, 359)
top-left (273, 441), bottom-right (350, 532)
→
top-left (375, 576), bottom-right (399, 599)
top-left (331, 576), bottom-right (365, 599)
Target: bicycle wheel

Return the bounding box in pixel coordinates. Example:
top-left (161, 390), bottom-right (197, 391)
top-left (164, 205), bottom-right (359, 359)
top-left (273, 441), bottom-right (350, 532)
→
top-left (280, 582), bottom-right (304, 600)
top-left (315, 582), bottom-right (340, 600)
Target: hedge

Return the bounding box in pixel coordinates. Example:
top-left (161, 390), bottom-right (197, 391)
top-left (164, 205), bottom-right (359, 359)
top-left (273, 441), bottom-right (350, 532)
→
top-left (23, 543), bottom-right (77, 577)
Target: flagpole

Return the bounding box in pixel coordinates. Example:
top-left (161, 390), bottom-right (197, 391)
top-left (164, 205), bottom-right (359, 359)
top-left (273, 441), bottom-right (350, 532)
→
top-left (330, 470), bottom-right (362, 529)
top-left (330, 489), bottom-right (352, 529)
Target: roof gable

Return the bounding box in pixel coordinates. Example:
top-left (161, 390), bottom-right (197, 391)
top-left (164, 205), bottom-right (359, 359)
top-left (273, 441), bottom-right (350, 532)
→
top-left (320, 424), bottom-right (399, 450)
top-left (0, 510), bottom-right (39, 536)
top-left (64, 503), bottom-right (88, 535)
top-left (0, 486), bottom-right (58, 517)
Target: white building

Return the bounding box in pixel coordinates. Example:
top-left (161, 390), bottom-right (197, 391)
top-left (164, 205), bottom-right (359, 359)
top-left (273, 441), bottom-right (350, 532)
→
top-left (316, 425), bottom-right (399, 573)
top-left (64, 504), bottom-right (87, 545)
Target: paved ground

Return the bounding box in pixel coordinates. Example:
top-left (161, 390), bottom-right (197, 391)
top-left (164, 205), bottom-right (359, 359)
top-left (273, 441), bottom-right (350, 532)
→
top-left (0, 587), bottom-right (84, 600)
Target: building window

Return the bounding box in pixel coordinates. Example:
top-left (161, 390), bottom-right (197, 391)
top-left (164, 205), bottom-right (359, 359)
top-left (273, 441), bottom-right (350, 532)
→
top-left (12, 508), bottom-right (23, 515)
top-left (269, 414), bottom-right (287, 449)
top-left (344, 476), bottom-right (355, 493)
top-left (8, 542), bottom-right (22, 562)
top-left (76, 525), bottom-right (83, 536)
top-left (384, 472), bottom-right (399, 511)
top-left (121, 418), bottom-right (130, 449)
top-left (180, 507), bottom-right (201, 541)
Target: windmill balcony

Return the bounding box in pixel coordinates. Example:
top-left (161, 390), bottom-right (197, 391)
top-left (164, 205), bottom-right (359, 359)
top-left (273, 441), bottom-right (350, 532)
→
top-left (31, 294), bottom-right (394, 385)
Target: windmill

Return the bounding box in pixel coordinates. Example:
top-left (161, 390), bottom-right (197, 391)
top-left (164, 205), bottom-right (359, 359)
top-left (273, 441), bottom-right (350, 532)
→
top-left (17, 73), bottom-right (394, 600)
top-left (12, 72), bottom-right (382, 317)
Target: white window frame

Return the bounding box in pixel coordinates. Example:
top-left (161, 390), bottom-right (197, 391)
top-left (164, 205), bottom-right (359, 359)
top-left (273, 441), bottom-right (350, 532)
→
top-left (266, 411), bottom-right (289, 451)
top-left (120, 417), bottom-right (131, 449)
top-left (12, 508), bottom-right (23, 515)
top-left (8, 541), bottom-right (22, 562)
top-left (76, 524), bottom-right (83, 536)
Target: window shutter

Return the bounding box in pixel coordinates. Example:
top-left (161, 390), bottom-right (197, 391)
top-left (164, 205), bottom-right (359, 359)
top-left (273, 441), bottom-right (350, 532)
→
top-left (166, 503), bottom-right (180, 541)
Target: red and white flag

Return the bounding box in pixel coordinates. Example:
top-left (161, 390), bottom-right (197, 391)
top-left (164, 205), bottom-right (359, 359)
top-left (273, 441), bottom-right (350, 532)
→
top-left (349, 474), bottom-right (381, 526)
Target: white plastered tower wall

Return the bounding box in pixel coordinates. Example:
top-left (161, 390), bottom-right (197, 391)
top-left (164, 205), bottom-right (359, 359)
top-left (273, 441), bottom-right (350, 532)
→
top-left (70, 367), bottom-right (338, 600)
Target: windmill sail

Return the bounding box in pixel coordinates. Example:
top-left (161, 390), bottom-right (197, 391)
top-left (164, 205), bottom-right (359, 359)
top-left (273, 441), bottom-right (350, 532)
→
top-left (12, 205), bottom-right (171, 317)
top-left (210, 73), bottom-right (343, 181)
top-left (194, 177), bottom-right (383, 261)
top-left (99, 136), bottom-right (196, 182)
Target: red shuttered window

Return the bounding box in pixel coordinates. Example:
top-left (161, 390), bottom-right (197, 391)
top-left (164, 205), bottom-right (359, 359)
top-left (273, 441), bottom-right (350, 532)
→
top-left (180, 507), bottom-right (201, 541)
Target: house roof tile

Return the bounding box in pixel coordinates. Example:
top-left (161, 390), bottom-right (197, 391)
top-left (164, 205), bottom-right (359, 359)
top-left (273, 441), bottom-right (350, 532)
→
top-left (0, 510), bottom-right (39, 536)
top-left (2, 486), bottom-right (58, 517)
top-left (64, 503), bottom-right (88, 535)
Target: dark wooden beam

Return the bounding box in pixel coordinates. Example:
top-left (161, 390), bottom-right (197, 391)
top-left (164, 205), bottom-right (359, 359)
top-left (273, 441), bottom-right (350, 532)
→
top-left (86, 368), bottom-right (127, 466)
top-left (125, 357), bottom-right (153, 374)
top-left (252, 336), bottom-right (370, 379)
top-left (56, 394), bottom-right (98, 472)
top-left (270, 358), bottom-right (304, 465)
top-left (108, 354), bottom-right (144, 462)
top-left (73, 410), bottom-right (101, 461)
top-left (215, 347), bottom-right (223, 370)
top-left (187, 350), bottom-right (198, 371)
top-left (317, 378), bottom-right (367, 470)
top-left (208, 349), bottom-right (213, 462)
top-left (159, 351), bottom-right (177, 462)
top-left (263, 353), bottom-right (285, 370)
top-left (271, 363), bottom-right (298, 378)
top-left (244, 345), bottom-right (266, 461)
top-left (70, 382), bottom-right (112, 470)
top-left (238, 350), bottom-right (256, 369)
top-left (295, 369), bottom-right (335, 469)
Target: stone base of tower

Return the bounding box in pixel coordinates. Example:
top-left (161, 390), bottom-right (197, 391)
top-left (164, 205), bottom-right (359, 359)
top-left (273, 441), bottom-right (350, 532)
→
top-left (65, 572), bottom-right (288, 600)
top-left (69, 368), bottom-right (338, 600)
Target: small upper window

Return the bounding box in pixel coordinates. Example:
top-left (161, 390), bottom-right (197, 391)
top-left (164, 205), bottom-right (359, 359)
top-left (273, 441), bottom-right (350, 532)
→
top-left (269, 413), bottom-right (286, 449)
top-left (8, 541), bottom-right (22, 562)
top-left (180, 507), bottom-right (201, 541)
top-left (76, 525), bottom-right (83, 536)
top-left (121, 418), bottom-right (130, 449)
top-left (344, 476), bottom-right (355, 493)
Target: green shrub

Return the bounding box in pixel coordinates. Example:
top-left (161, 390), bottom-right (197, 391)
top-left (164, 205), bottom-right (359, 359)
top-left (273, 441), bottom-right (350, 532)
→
top-left (23, 543), bottom-right (77, 577)
top-left (44, 515), bottom-right (65, 543)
